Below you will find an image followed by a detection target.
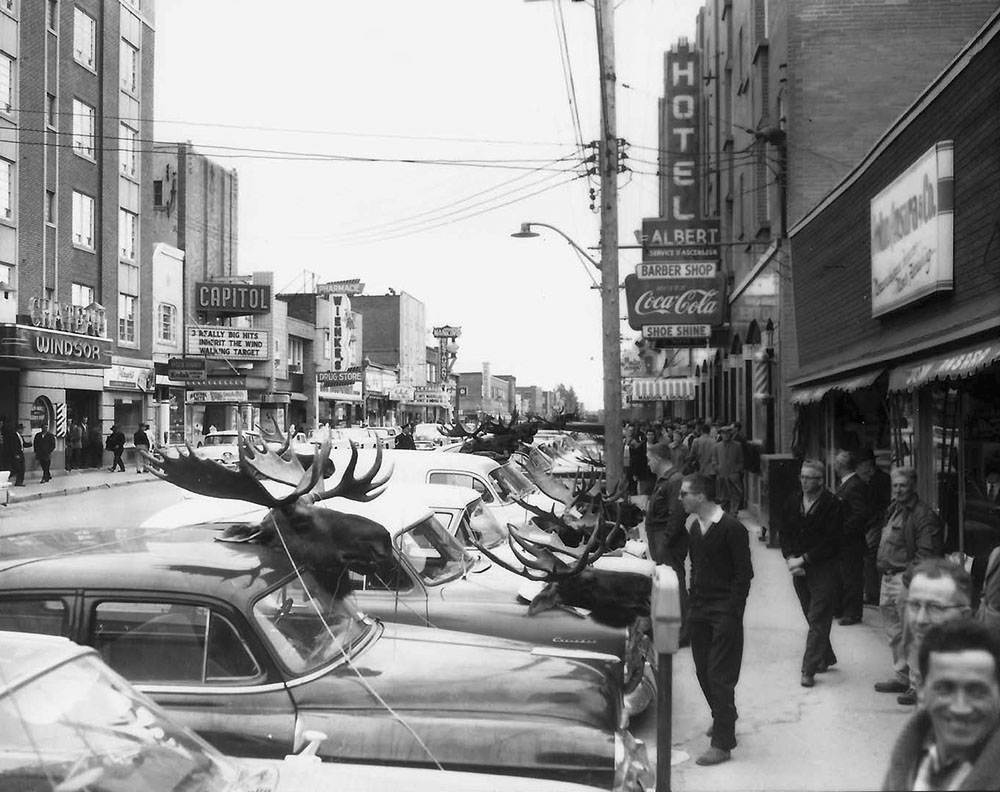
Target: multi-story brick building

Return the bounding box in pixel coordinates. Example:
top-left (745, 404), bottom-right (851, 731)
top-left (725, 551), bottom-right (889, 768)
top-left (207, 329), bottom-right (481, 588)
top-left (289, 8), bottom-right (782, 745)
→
top-left (0, 0), bottom-right (156, 469)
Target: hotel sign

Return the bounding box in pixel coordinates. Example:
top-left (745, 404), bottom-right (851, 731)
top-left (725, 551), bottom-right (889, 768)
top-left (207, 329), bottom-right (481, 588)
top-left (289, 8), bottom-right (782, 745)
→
top-left (0, 325), bottom-right (112, 367)
top-left (870, 141), bottom-right (954, 317)
top-left (186, 327), bottom-right (269, 360)
top-left (195, 283), bottom-right (271, 314)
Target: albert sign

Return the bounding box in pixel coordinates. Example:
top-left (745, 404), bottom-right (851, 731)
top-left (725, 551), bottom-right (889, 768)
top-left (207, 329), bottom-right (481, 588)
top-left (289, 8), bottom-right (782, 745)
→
top-left (624, 274), bottom-right (726, 331)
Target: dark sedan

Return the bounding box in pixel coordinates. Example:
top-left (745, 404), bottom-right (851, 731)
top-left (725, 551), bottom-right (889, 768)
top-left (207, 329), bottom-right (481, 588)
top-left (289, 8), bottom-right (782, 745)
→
top-left (0, 525), bottom-right (650, 790)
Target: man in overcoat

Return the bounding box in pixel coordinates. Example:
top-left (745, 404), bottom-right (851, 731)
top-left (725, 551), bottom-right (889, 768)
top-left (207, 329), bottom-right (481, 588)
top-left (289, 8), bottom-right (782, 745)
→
top-left (835, 450), bottom-right (871, 626)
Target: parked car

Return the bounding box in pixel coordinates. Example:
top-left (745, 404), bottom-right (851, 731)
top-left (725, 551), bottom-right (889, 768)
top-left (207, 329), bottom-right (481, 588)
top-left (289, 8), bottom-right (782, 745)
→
top-left (0, 526), bottom-right (650, 790)
top-left (0, 630), bottom-right (611, 792)
top-left (195, 430), bottom-right (264, 469)
top-left (412, 423), bottom-right (452, 450)
top-left (370, 426), bottom-right (399, 449)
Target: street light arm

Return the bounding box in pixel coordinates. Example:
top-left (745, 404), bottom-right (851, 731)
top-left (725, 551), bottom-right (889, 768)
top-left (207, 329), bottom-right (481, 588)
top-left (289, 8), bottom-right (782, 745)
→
top-left (515, 222), bottom-right (602, 271)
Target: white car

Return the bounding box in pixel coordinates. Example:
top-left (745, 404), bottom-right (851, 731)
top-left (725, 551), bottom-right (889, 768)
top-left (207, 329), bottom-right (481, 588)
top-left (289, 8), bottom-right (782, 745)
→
top-left (196, 430), bottom-right (263, 469)
top-left (412, 422), bottom-right (452, 449)
top-left (370, 426), bottom-right (399, 449)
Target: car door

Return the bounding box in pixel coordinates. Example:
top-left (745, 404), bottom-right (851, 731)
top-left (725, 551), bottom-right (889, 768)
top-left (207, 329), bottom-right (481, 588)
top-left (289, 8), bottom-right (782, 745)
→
top-left (0, 592), bottom-right (78, 638)
top-left (79, 593), bottom-right (298, 759)
top-left (349, 549), bottom-right (431, 627)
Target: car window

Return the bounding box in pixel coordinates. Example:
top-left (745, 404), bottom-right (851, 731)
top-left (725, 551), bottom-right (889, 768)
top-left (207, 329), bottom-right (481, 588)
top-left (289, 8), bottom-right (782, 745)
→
top-left (397, 517), bottom-right (471, 586)
top-left (427, 471), bottom-right (494, 503)
top-left (464, 501), bottom-right (506, 549)
top-left (433, 509), bottom-right (458, 534)
top-left (0, 598), bottom-right (70, 637)
top-left (92, 602), bottom-right (261, 684)
top-left (350, 554), bottom-right (414, 593)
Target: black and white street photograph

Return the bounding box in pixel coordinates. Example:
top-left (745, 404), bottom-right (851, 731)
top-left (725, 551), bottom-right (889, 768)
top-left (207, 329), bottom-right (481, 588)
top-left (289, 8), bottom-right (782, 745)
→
top-left (2, 1), bottom-right (1000, 790)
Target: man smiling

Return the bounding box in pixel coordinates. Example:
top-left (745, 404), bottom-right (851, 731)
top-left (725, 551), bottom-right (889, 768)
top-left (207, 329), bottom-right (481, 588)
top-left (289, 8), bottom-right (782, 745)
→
top-left (882, 619), bottom-right (1000, 790)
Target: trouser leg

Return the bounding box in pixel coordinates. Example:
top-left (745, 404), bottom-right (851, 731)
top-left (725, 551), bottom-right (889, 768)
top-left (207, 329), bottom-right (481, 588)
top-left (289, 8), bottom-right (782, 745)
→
top-left (704, 612), bottom-right (743, 750)
top-left (802, 562), bottom-right (838, 674)
top-left (839, 543), bottom-right (865, 620)
top-left (40, 458), bottom-right (50, 481)
top-left (879, 572), bottom-right (909, 685)
top-left (863, 550), bottom-right (879, 603)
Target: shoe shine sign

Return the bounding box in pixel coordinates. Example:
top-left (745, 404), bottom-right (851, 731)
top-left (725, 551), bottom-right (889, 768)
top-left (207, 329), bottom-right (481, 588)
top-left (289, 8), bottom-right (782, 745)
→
top-left (625, 39), bottom-right (725, 344)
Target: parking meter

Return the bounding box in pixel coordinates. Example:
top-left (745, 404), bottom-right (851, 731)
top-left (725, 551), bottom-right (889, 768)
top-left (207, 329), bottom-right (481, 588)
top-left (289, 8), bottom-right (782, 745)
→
top-left (651, 564), bottom-right (681, 655)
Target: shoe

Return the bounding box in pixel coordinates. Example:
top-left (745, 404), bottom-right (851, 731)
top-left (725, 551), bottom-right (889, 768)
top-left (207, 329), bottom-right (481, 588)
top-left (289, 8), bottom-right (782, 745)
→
top-left (838, 617), bottom-right (861, 626)
top-left (897, 689), bottom-right (917, 705)
top-left (13, 483), bottom-right (25, 487)
top-left (874, 680), bottom-right (909, 693)
top-left (801, 674), bottom-right (815, 688)
top-left (695, 747), bottom-right (731, 766)
top-left (108, 468), bottom-right (115, 472)
top-left (817, 663), bottom-right (831, 674)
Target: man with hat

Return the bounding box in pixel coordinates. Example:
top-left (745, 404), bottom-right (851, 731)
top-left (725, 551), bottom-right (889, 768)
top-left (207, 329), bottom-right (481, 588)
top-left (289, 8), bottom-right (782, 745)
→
top-left (858, 447), bottom-right (893, 605)
top-left (715, 425), bottom-right (744, 516)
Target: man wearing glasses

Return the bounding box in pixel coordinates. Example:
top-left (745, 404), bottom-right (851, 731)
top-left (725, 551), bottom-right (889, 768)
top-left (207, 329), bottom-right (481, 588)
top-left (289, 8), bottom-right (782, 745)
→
top-left (874, 467), bottom-right (944, 701)
top-left (679, 472), bottom-right (753, 766)
top-left (778, 459), bottom-right (844, 688)
top-left (894, 558), bottom-right (974, 707)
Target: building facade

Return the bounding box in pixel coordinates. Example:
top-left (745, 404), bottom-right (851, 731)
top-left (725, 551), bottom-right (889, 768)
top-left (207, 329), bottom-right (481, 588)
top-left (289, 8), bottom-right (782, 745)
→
top-left (0, 0), bottom-right (156, 469)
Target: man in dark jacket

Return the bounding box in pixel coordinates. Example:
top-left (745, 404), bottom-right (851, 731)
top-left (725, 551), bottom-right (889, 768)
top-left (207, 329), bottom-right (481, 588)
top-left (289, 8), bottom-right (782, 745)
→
top-left (107, 425), bottom-right (126, 472)
top-left (779, 458), bottom-right (843, 687)
top-left (680, 472), bottom-right (753, 766)
top-left (33, 423), bottom-right (56, 483)
top-left (835, 450), bottom-right (871, 626)
top-left (882, 619), bottom-right (1000, 791)
top-left (645, 442), bottom-right (690, 641)
top-left (874, 466), bottom-right (944, 697)
top-left (133, 423), bottom-right (150, 473)
top-left (859, 447), bottom-right (892, 603)
top-left (0, 416), bottom-right (25, 486)
top-left (394, 423), bottom-right (416, 450)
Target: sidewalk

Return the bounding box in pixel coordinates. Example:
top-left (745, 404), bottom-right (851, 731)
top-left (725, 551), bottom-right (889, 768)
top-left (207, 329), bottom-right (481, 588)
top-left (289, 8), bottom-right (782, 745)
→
top-left (655, 510), bottom-right (910, 791)
top-left (1, 466), bottom-right (151, 506)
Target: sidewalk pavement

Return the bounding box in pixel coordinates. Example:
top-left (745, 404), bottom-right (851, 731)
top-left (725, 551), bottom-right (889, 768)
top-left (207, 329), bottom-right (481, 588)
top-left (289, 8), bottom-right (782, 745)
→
top-left (649, 510), bottom-right (911, 791)
top-left (1, 465), bottom-right (151, 506)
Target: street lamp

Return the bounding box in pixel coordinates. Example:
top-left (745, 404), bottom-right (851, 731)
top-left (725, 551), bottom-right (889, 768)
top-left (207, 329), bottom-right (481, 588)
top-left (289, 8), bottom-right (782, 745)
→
top-left (512, 221), bottom-right (624, 485)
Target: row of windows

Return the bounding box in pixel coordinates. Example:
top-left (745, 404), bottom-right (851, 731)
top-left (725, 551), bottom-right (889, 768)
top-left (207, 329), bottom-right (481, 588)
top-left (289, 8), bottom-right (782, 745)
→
top-left (68, 277), bottom-right (176, 345)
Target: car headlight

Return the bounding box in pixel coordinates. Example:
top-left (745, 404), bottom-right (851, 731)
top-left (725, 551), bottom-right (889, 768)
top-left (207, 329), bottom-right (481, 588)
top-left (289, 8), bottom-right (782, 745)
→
top-left (614, 729), bottom-right (653, 791)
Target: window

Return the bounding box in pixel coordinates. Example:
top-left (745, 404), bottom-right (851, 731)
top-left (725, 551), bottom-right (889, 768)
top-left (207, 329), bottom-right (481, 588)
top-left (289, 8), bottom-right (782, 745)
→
top-left (0, 158), bottom-right (11, 219)
top-left (71, 190), bottom-right (94, 247)
top-left (45, 93), bottom-right (56, 127)
top-left (47, 0), bottom-right (57, 31)
top-left (73, 8), bottom-right (96, 68)
top-left (45, 190), bottom-right (55, 224)
top-left (119, 41), bottom-right (138, 93)
top-left (0, 53), bottom-right (11, 113)
top-left (0, 263), bottom-right (10, 284)
top-left (119, 123), bottom-right (137, 177)
top-left (119, 209), bottom-right (137, 260)
top-left (158, 303), bottom-right (177, 343)
top-left (288, 337), bottom-right (304, 372)
top-left (118, 293), bottom-right (136, 343)
top-left (72, 98), bottom-right (95, 159)
top-left (71, 282), bottom-right (94, 306)
top-left (0, 598), bottom-right (69, 637)
top-left (92, 601), bottom-right (261, 684)
top-left (427, 472), bottom-right (494, 503)
top-left (152, 179), bottom-right (163, 206)
top-left (324, 329), bottom-right (331, 359)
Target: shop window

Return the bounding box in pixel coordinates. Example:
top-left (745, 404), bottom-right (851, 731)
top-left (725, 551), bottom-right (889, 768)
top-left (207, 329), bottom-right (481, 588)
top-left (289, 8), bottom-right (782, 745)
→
top-left (112, 396), bottom-right (141, 439)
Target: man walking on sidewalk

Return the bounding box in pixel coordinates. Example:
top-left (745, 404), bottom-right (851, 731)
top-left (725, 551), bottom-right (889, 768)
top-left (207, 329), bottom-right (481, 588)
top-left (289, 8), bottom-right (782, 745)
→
top-left (779, 458), bottom-right (844, 688)
top-left (835, 450), bottom-right (871, 626)
top-left (107, 425), bottom-right (126, 472)
top-left (645, 442), bottom-right (690, 643)
top-left (680, 472), bottom-right (753, 767)
top-left (33, 423), bottom-right (56, 483)
top-left (0, 416), bottom-right (25, 487)
top-left (874, 466), bottom-right (944, 698)
top-left (133, 424), bottom-right (150, 473)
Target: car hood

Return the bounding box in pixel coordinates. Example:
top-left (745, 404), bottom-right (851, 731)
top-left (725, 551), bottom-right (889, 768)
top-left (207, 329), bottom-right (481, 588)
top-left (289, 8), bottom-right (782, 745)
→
top-left (290, 622), bottom-right (619, 730)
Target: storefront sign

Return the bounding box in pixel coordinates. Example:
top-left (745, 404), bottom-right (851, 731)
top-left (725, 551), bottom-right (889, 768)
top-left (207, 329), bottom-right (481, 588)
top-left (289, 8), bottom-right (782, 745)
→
top-left (318, 279), bottom-right (365, 296)
top-left (639, 219), bottom-right (721, 264)
top-left (661, 41), bottom-right (703, 224)
top-left (186, 389), bottom-right (248, 404)
top-left (432, 325), bottom-right (462, 339)
top-left (888, 342), bottom-right (1000, 392)
top-left (104, 364), bottom-right (152, 391)
top-left (195, 283), bottom-right (271, 314)
top-left (317, 369), bottom-right (361, 384)
top-left (167, 357), bottom-right (207, 381)
top-left (636, 259), bottom-right (718, 279)
top-left (186, 327), bottom-right (269, 360)
top-left (0, 325), bottom-right (112, 367)
top-left (388, 385), bottom-right (415, 402)
top-left (29, 297), bottom-right (107, 337)
top-left (624, 274), bottom-right (726, 330)
top-left (870, 141), bottom-right (954, 317)
top-left (411, 387), bottom-right (452, 407)
top-left (641, 324), bottom-right (711, 339)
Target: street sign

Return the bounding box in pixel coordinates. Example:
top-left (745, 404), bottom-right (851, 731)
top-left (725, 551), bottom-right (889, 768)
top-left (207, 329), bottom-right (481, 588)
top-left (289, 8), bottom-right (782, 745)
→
top-left (642, 325), bottom-right (711, 339)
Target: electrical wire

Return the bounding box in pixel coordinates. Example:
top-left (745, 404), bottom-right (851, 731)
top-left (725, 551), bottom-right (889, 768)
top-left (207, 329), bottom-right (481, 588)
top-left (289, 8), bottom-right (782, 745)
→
top-left (552, 0), bottom-right (596, 188)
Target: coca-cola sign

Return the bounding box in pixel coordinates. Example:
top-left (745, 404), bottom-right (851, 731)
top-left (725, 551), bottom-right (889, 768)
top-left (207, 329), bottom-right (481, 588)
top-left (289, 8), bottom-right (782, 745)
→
top-left (624, 274), bottom-right (726, 331)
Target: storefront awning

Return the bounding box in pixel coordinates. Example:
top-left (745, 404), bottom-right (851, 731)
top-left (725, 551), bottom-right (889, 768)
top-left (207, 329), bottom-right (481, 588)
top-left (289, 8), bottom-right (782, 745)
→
top-left (887, 341), bottom-right (1000, 392)
top-left (629, 378), bottom-right (695, 402)
top-left (318, 391), bottom-right (361, 402)
top-left (790, 369), bottom-right (883, 405)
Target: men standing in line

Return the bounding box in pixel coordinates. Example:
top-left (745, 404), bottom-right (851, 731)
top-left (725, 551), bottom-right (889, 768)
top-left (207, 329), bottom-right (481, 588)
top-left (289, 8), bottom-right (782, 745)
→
top-left (882, 619), bottom-right (1000, 790)
top-left (67, 419), bottom-right (83, 471)
top-left (87, 420), bottom-right (102, 468)
top-left (779, 459), bottom-right (843, 687)
top-left (680, 473), bottom-right (753, 766)
top-left (835, 450), bottom-right (871, 626)
top-left (691, 424), bottom-right (719, 482)
top-left (32, 423), bottom-right (56, 483)
top-left (133, 423), bottom-right (150, 473)
top-left (874, 466), bottom-right (944, 698)
top-left (858, 447), bottom-right (892, 605)
top-left (0, 416), bottom-right (24, 487)
top-left (895, 558), bottom-right (974, 706)
top-left (645, 442), bottom-right (690, 643)
top-left (715, 425), bottom-right (745, 516)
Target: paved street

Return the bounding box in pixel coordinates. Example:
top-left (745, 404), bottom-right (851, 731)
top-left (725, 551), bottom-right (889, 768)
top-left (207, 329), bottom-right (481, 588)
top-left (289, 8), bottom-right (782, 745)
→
top-left (1, 479), bottom-right (913, 790)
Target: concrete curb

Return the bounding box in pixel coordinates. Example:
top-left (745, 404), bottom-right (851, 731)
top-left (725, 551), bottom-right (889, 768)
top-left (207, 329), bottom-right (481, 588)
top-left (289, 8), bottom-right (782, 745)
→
top-left (2, 475), bottom-right (148, 506)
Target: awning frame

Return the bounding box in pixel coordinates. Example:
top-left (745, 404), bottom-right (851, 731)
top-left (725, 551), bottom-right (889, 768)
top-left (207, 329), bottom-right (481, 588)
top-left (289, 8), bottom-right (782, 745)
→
top-left (790, 369), bottom-right (884, 406)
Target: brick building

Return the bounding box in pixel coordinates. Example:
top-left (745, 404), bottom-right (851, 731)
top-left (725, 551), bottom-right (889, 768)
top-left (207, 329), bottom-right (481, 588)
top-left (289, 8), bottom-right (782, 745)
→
top-left (0, 0), bottom-right (156, 469)
top-left (788, 9), bottom-right (1000, 556)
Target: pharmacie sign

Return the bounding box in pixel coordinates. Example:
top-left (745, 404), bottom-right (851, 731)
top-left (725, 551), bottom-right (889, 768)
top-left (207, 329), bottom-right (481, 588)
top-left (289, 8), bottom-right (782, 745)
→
top-left (624, 274), bottom-right (726, 331)
top-left (104, 364), bottom-right (152, 391)
top-left (870, 141), bottom-right (954, 317)
top-left (186, 326), bottom-right (269, 360)
top-left (196, 283), bottom-right (271, 314)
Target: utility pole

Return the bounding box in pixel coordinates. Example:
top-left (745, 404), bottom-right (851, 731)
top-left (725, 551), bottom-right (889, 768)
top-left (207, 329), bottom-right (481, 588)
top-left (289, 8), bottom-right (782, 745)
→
top-left (594, 0), bottom-right (623, 485)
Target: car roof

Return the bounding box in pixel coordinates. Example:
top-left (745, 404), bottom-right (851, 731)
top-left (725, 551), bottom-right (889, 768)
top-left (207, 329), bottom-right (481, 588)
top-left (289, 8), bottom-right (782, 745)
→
top-left (385, 449), bottom-right (500, 474)
top-left (0, 631), bottom-right (93, 695)
top-left (0, 525), bottom-right (294, 607)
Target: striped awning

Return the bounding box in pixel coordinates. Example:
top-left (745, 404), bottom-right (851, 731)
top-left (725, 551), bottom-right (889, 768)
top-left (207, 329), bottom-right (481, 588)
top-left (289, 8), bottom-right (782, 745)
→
top-left (790, 369), bottom-right (883, 405)
top-left (629, 378), bottom-right (695, 402)
top-left (888, 341), bottom-right (1000, 392)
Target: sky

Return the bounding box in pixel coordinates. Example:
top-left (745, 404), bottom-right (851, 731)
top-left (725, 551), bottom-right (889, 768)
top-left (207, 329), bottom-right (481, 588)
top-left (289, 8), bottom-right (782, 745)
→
top-left (153, 0), bottom-right (705, 410)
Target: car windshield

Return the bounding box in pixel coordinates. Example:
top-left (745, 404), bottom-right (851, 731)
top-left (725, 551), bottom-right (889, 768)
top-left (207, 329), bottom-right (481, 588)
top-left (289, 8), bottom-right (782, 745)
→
top-left (462, 500), bottom-right (506, 549)
top-left (396, 517), bottom-right (472, 586)
top-left (253, 571), bottom-right (373, 677)
top-left (490, 463), bottom-right (534, 501)
top-left (203, 433), bottom-right (258, 447)
top-left (0, 652), bottom-right (241, 791)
